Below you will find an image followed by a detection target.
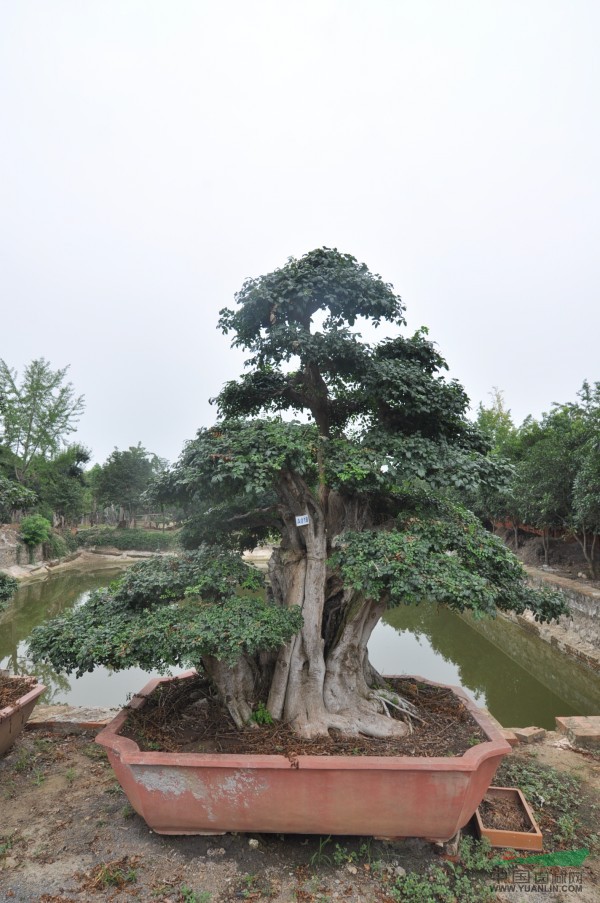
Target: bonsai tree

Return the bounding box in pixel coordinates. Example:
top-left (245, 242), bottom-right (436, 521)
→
top-left (30, 249), bottom-right (566, 739)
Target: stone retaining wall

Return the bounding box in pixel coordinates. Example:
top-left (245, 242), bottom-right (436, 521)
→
top-left (517, 567), bottom-right (600, 674)
top-left (0, 525), bottom-right (42, 568)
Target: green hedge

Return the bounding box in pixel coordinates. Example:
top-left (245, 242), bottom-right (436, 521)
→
top-left (73, 527), bottom-right (180, 552)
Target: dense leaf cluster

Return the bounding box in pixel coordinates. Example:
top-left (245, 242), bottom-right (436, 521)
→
top-left (0, 475), bottom-right (36, 521)
top-left (29, 547), bottom-right (302, 676)
top-left (19, 514), bottom-right (52, 548)
top-left (332, 501), bottom-right (566, 622)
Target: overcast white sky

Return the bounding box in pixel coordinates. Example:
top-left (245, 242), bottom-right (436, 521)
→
top-left (1, 1), bottom-right (598, 465)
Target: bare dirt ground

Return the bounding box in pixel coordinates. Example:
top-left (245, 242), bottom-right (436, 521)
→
top-left (0, 728), bottom-right (431, 903)
top-left (0, 728), bottom-right (599, 903)
top-left (509, 533), bottom-right (600, 590)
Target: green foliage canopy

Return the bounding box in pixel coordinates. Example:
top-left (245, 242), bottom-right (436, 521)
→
top-left (94, 444), bottom-right (166, 520)
top-left (0, 358), bottom-right (85, 479)
top-left (29, 548), bottom-right (302, 676)
top-left (475, 380), bottom-right (600, 574)
top-left (27, 444), bottom-right (91, 523)
top-left (0, 475), bottom-right (37, 523)
top-left (332, 499), bottom-right (564, 622)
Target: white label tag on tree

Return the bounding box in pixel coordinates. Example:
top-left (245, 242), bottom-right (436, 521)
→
top-left (295, 514), bottom-right (310, 526)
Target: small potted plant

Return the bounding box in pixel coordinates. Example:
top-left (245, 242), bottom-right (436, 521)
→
top-left (1, 574), bottom-right (46, 755)
top-left (476, 786), bottom-right (543, 850)
top-left (0, 670), bottom-right (46, 756)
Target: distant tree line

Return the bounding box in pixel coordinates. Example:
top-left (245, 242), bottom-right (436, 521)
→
top-left (467, 382), bottom-right (600, 577)
top-left (0, 358), bottom-right (173, 536)
top-left (2, 357), bottom-right (598, 577)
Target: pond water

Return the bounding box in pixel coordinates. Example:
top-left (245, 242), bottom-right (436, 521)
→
top-left (2, 568), bottom-right (600, 728)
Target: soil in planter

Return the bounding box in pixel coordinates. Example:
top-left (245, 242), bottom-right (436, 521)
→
top-left (0, 674), bottom-right (37, 708)
top-left (122, 675), bottom-right (487, 758)
top-left (479, 793), bottom-right (534, 833)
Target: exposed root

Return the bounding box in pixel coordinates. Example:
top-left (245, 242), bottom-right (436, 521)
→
top-left (202, 654), bottom-right (256, 729)
top-left (288, 711), bottom-right (352, 740)
top-left (343, 709), bottom-right (410, 740)
top-left (288, 701), bottom-right (412, 740)
top-left (368, 689), bottom-right (425, 734)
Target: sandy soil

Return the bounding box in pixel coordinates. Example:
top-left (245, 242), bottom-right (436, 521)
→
top-left (0, 728), bottom-right (598, 903)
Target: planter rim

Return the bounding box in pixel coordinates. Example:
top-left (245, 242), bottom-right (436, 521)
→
top-left (0, 677), bottom-right (46, 724)
top-left (96, 670), bottom-right (510, 770)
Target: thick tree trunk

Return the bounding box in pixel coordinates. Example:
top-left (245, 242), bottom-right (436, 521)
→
top-left (206, 475), bottom-right (413, 740)
top-left (266, 534), bottom-right (411, 739)
top-left (267, 504), bottom-right (336, 738)
top-left (202, 653), bottom-right (257, 729)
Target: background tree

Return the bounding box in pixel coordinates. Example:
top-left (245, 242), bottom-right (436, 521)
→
top-left (566, 381), bottom-right (600, 575)
top-left (465, 389), bottom-right (523, 547)
top-left (0, 475), bottom-right (36, 524)
top-left (30, 248), bottom-right (566, 740)
top-left (93, 444), bottom-right (166, 526)
top-left (476, 388), bottom-right (516, 454)
top-left (0, 358), bottom-right (85, 482)
top-left (470, 380), bottom-right (600, 574)
top-left (514, 411), bottom-right (581, 564)
top-left (572, 444), bottom-right (600, 576)
top-left (27, 444), bottom-right (91, 525)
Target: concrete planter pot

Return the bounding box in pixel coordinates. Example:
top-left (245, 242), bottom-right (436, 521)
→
top-left (475, 786), bottom-right (543, 851)
top-left (0, 676), bottom-right (46, 756)
top-left (96, 671), bottom-right (511, 839)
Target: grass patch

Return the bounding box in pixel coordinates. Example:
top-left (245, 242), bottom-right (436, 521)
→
top-left (85, 857), bottom-right (139, 891)
top-left (82, 743), bottom-right (106, 761)
top-left (389, 838), bottom-right (508, 903)
top-left (494, 755), bottom-right (599, 851)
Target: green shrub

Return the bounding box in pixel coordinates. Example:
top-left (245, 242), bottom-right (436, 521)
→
top-left (20, 515), bottom-right (52, 548)
top-left (44, 533), bottom-right (69, 559)
top-left (62, 532), bottom-right (79, 553)
top-left (0, 573), bottom-right (18, 610)
top-left (73, 527), bottom-right (180, 552)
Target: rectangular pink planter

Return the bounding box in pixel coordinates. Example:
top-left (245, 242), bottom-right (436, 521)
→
top-left (475, 786), bottom-right (543, 851)
top-left (0, 678), bottom-right (46, 756)
top-left (96, 671), bottom-right (511, 840)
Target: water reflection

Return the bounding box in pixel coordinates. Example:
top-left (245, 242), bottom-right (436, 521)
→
top-left (0, 567), bottom-right (160, 707)
top-left (369, 603), bottom-right (600, 729)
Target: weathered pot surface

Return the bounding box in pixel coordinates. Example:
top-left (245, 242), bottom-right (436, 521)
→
top-left (0, 676), bottom-right (46, 756)
top-left (95, 670), bottom-right (511, 839)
